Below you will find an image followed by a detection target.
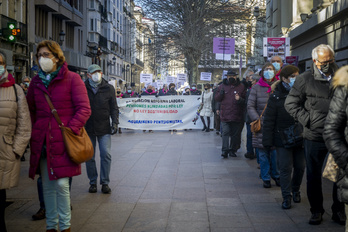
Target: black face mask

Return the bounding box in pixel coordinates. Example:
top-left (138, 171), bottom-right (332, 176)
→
top-left (320, 63), bottom-right (330, 74)
top-left (170, 87), bottom-right (174, 90)
top-left (247, 81), bottom-right (252, 87)
top-left (148, 89), bottom-right (153, 93)
top-left (204, 88), bottom-right (208, 90)
top-left (229, 78), bottom-right (236, 84)
top-left (117, 91), bottom-right (121, 94)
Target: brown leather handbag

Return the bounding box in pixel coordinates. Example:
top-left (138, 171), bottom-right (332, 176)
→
top-left (44, 94), bottom-right (94, 164)
top-left (250, 103), bottom-right (267, 133)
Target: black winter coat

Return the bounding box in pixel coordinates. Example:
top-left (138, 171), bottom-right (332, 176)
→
top-left (166, 89), bottom-right (178, 96)
top-left (263, 81), bottom-right (299, 148)
top-left (323, 66), bottom-right (348, 203)
top-left (285, 63), bottom-right (338, 142)
top-left (85, 79), bottom-right (119, 136)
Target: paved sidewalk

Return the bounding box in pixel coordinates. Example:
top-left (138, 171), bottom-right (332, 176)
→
top-left (5, 129), bottom-right (345, 232)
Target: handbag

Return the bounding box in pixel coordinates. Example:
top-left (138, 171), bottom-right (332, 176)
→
top-left (250, 103), bottom-right (267, 133)
top-left (279, 123), bottom-right (303, 149)
top-left (44, 94), bottom-right (94, 164)
top-left (322, 153), bottom-right (339, 182)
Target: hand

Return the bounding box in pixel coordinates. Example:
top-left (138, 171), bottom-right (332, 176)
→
top-left (111, 123), bottom-right (118, 135)
top-left (235, 93), bottom-right (240, 100)
top-left (197, 97), bottom-right (200, 100)
top-left (216, 110), bottom-right (220, 116)
top-left (220, 89), bottom-right (225, 96)
top-left (155, 94), bottom-right (159, 98)
top-left (138, 95), bottom-right (142, 98)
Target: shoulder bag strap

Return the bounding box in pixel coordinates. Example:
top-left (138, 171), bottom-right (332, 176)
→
top-left (44, 93), bottom-right (64, 127)
top-left (259, 103), bottom-right (268, 117)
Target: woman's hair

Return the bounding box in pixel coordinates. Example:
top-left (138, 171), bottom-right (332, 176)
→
top-left (279, 65), bottom-right (299, 80)
top-left (169, 83), bottom-right (175, 89)
top-left (204, 83), bottom-right (211, 89)
top-left (36, 40), bottom-right (66, 66)
top-left (0, 50), bottom-right (7, 65)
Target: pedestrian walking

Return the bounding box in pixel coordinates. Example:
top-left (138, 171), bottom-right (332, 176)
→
top-left (324, 65), bottom-right (348, 229)
top-left (200, 83), bottom-right (214, 132)
top-left (271, 55), bottom-right (284, 79)
top-left (285, 44), bottom-right (345, 225)
top-left (248, 63), bottom-right (280, 188)
top-left (215, 69), bottom-right (246, 158)
top-left (0, 51), bottom-right (31, 232)
top-left (85, 64), bottom-right (119, 194)
top-left (27, 40), bottom-right (91, 232)
top-left (212, 83), bottom-right (221, 135)
top-left (262, 65), bottom-right (305, 210)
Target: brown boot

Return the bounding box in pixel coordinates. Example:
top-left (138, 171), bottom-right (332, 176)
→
top-left (61, 228), bottom-right (71, 232)
top-left (118, 128), bottom-right (122, 134)
top-left (46, 229), bottom-right (57, 232)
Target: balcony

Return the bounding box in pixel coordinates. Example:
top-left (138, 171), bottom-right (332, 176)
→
top-left (99, 35), bottom-right (108, 49)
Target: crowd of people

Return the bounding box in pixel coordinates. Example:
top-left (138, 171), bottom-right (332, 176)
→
top-left (1, 41), bottom-right (348, 231)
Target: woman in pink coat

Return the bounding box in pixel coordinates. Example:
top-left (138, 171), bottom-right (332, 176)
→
top-left (26, 40), bottom-right (91, 232)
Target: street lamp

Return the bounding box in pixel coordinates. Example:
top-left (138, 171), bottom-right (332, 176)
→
top-left (59, 30), bottom-right (66, 46)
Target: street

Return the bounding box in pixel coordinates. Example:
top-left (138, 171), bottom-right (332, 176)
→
top-left (5, 129), bottom-right (344, 232)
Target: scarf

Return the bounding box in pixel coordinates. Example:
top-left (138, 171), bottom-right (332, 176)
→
top-left (145, 90), bottom-right (157, 95)
top-left (258, 77), bottom-right (277, 93)
top-left (38, 66), bottom-right (62, 88)
top-left (88, 78), bottom-right (101, 89)
top-left (0, 72), bottom-right (15, 87)
top-left (282, 81), bottom-right (291, 92)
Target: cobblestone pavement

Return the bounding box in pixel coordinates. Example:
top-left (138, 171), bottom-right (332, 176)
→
top-left (5, 129), bottom-right (345, 232)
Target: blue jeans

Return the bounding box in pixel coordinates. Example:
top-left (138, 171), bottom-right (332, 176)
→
top-left (40, 157), bottom-right (71, 231)
top-left (246, 123), bottom-right (253, 154)
top-left (86, 134), bottom-right (112, 185)
top-left (258, 148), bottom-right (279, 181)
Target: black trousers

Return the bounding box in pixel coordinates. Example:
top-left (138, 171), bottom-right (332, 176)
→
top-left (304, 139), bottom-right (344, 214)
top-left (0, 189), bottom-right (6, 232)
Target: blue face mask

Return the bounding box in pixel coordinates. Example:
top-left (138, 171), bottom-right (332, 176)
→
top-left (272, 62), bottom-right (281, 71)
top-left (0, 65), bottom-right (5, 76)
top-left (289, 77), bottom-right (296, 88)
top-left (263, 70), bottom-right (275, 80)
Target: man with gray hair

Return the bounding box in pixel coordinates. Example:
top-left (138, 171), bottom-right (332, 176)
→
top-left (285, 44), bottom-right (345, 225)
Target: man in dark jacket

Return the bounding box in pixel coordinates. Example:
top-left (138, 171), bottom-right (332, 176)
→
top-left (285, 44), bottom-right (345, 225)
top-left (215, 69), bottom-right (246, 158)
top-left (85, 64), bottom-right (119, 194)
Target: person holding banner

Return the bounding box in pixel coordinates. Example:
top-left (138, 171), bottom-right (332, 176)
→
top-left (141, 85), bottom-right (157, 96)
top-left (183, 87), bottom-right (191, 95)
top-left (215, 69), bottom-right (246, 158)
top-left (166, 83), bottom-right (178, 96)
top-left (158, 84), bottom-right (168, 96)
top-left (123, 86), bottom-right (137, 98)
top-left (190, 84), bottom-right (201, 95)
top-left (116, 87), bottom-right (123, 98)
top-left (200, 83), bottom-right (214, 132)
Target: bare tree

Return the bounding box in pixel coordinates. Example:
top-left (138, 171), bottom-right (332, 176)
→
top-left (136, 0), bottom-right (252, 84)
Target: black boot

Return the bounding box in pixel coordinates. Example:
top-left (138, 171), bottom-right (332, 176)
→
top-left (205, 117), bottom-right (210, 132)
top-left (200, 116), bottom-right (207, 131)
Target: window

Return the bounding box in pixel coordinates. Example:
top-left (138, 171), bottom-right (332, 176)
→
top-left (52, 16), bottom-right (62, 43)
top-left (66, 23), bottom-right (74, 48)
top-left (90, 18), bottom-right (94, 31)
top-left (90, 0), bottom-right (94, 9)
top-left (35, 7), bottom-right (48, 38)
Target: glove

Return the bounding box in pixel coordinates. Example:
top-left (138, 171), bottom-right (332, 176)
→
top-left (138, 94), bottom-right (142, 98)
top-left (155, 93), bottom-right (159, 98)
top-left (111, 123), bottom-right (118, 135)
top-left (220, 89), bottom-right (225, 96)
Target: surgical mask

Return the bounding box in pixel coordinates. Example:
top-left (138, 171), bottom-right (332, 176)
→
top-left (91, 72), bottom-right (102, 83)
top-left (263, 70), bottom-right (274, 80)
top-left (272, 62), bottom-right (281, 71)
top-left (320, 63), bottom-right (330, 74)
top-left (289, 77), bottom-right (296, 88)
top-left (0, 65), bottom-right (5, 76)
top-left (39, 57), bottom-right (55, 73)
top-left (127, 90), bottom-right (132, 93)
top-left (24, 82), bottom-right (30, 88)
top-left (192, 87), bottom-right (196, 90)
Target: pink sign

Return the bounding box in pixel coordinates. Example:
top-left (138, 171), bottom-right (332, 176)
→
top-left (286, 56), bottom-right (299, 66)
top-left (267, 38), bottom-right (286, 49)
top-left (213, 37), bottom-right (235, 54)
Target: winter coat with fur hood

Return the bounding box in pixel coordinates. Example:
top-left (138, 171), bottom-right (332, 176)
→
top-left (324, 65), bottom-right (348, 203)
top-left (0, 72), bottom-right (31, 189)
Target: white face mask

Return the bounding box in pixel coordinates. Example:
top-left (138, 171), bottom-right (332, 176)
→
top-left (91, 72), bottom-right (102, 83)
top-left (39, 57), bottom-right (55, 73)
top-left (0, 65), bottom-right (5, 76)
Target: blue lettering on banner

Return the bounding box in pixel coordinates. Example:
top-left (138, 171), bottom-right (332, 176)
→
top-left (127, 120), bottom-right (183, 124)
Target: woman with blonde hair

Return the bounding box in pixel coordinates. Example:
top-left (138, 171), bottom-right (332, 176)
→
top-left (27, 40), bottom-right (91, 232)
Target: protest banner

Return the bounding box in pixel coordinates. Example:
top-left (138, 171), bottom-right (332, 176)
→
top-left (117, 96), bottom-right (209, 130)
top-left (213, 37), bottom-right (235, 54)
top-left (263, 37), bottom-right (290, 62)
top-left (166, 76), bottom-right (175, 84)
top-left (140, 74), bottom-right (153, 85)
top-left (200, 72), bottom-right (212, 81)
top-left (286, 56), bottom-right (299, 66)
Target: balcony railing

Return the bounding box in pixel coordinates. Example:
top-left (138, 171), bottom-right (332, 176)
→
top-left (99, 35), bottom-right (108, 49)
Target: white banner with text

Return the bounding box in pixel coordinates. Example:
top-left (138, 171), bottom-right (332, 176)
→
top-left (117, 96), bottom-right (210, 130)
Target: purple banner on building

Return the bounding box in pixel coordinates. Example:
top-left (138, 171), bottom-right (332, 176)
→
top-left (213, 37), bottom-right (235, 54)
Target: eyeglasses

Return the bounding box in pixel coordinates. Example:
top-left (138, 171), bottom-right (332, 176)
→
top-left (37, 52), bottom-right (53, 58)
top-left (316, 59), bottom-right (334, 65)
top-left (264, 68), bottom-right (273, 71)
top-left (0, 61), bottom-right (5, 65)
top-left (271, 60), bottom-right (282, 63)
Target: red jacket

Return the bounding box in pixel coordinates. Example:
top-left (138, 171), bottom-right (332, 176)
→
top-left (27, 62), bottom-right (91, 180)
